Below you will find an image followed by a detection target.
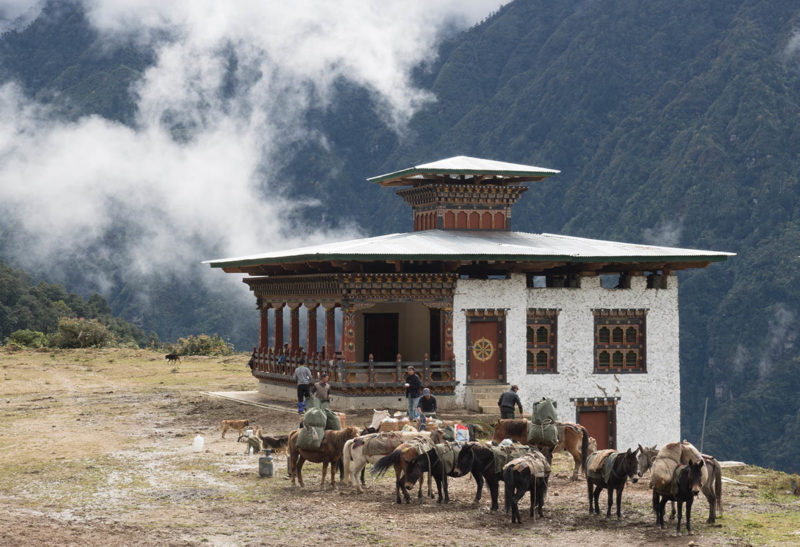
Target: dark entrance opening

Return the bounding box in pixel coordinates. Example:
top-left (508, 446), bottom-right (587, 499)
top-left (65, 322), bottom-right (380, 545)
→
top-left (363, 313), bottom-right (399, 361)
top-left (429, 308), bottom-right (441, 361)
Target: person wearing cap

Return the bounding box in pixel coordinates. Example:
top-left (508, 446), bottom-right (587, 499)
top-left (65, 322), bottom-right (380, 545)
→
top-left (416, 387), bottom-right (437, 429)
top-left (404, 365), bottom-right (422, 420)
top-left (498, 385), bottom-right (524, 419)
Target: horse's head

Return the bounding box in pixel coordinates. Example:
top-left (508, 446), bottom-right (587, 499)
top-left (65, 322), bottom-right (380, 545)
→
top-left (636, 444), bottom-right (658, 478)
top-left (623, 448), bottom-right (640, 483)
top-left (452, 443), bottom-right (475, 477)
top-left (686, 459), bottom-right (705, 495)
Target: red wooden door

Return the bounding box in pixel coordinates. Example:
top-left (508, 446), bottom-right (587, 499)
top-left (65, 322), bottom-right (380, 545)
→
top-left (468, 320), bottom-right (501, 380)
top-left (579, 410), bottom-right (611, 450)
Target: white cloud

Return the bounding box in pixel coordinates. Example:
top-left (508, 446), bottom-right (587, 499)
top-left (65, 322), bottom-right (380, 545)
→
top-left (0, 0), bottom-right (44, 33)
top-left (641, 217), bottom-right (684, 248)
top-left (0, 1), bottom-right (507, 320)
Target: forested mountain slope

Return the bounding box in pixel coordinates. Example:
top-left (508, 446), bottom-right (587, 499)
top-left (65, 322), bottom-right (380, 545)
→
top-left (1, 0), bottom-right (798, 471)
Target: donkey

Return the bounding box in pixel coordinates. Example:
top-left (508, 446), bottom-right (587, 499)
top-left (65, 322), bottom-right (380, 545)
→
top-left (638, 444), bottom-right (723, 523)
top-left (404, 441), bottom-right (464, 504)
top-left (586, 447), bottom-right (640, 519)
top-left (370, 439), bottom-right (435, 504)
top-left (653, 459), bottom-right (705, 534)
top-left (343, 430), bottom-right (432, 492)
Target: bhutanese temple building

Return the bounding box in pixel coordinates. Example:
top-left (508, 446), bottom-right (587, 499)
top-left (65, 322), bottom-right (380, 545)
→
top-left (206, 156), bottom-right (733, 449)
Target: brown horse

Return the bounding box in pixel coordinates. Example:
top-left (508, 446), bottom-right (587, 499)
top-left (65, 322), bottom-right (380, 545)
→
top-left (288, 426), bottom-right (361, 488)
top-left (491, 419), bottom-right (559, 464)
top-left (554, 422), bottom-right (592, 480)
top-left (370, 438), bottom-right (436, 503)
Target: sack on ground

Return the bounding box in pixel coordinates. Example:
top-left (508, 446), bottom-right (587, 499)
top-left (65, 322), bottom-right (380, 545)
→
top-left (297, 425), bottom-right (325, 450)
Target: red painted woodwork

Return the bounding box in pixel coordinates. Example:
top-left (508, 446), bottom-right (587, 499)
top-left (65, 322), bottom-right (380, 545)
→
top-left (482, 211), bottom-right (492, 229)
top-left (468, 320), bottom-right (501, 380)
top-left (469, 211), bottom-right (480, 229)
top-left (456, 211), bottom-right (467, 229)
top-left (579, 410), bottom-right (611, 450)
top-left (324, 306), bottom-right (336, 360)
top-left (342, 307), bottom-right (357, 362)
top-left (306, 305), bottom-right (318, 355)
top-left (494, 211), bottom-right (505, 229)
top-left (259, 307), bottom-right (269, 349)
top-left (444, 211), bottom-right (455, 229)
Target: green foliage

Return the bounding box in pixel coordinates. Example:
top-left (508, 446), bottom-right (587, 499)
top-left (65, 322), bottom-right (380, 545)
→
top-left (50, 317), bottom-right (112, 348)
top-left (169, 334), bottom-right (234, 356)
top-left (6, 329), bottom-right (47, 348)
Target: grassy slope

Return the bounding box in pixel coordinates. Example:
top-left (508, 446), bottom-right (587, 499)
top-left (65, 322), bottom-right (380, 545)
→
top-left (2, 347), bottom-right (799, 545)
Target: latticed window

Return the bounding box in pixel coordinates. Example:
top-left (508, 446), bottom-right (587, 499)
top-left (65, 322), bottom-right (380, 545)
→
top-left (594, 309), bottom-right (646, 373)
top-left (527, 309), bottom-right (558, 373)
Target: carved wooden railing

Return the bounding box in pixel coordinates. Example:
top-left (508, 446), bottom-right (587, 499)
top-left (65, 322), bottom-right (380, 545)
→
top-left (250, 348), bottom-right (457, 395)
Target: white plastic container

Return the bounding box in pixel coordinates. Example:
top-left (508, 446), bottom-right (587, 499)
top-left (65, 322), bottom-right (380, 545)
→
top-left (192, 435), bottom-right (204, 452)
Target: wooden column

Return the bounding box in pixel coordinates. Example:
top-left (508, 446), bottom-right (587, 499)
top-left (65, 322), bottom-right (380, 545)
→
top-left (442, 306), bottom-right (454, 361)
top-left (306, 304), bottom-right (318, 355)
top-left (342, 304), bottom-right (357, 363)
top-left (324, 304), bottom-right (337, 360)
top-left (273, 303), bottom-right (284, 350)
top-left (258, 304), bottom-right (270, 350)
top-left (289, 303), bottom-right (301, 351)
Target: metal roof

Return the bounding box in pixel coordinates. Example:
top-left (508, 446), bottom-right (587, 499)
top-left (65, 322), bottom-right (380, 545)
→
top-left (205, 230), bottom-right (734, 269)
top-left (368, 156), bottom-right (561, 186)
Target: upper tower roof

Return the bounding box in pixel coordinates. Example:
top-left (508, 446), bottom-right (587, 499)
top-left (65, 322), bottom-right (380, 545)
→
top-left (368, 155), bottom-right (561, 187)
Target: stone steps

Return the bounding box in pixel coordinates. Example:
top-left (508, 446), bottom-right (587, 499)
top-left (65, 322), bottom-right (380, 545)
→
top-left (465, 384), bottom-right (509, 413)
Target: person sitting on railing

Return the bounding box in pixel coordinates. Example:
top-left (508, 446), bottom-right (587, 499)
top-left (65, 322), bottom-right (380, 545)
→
top-left (416, 388), bottom-right (437, 430)
top-left (311, 372), bottom-right (332, 410)
top-left (404, 366), bottom-right (422, 420)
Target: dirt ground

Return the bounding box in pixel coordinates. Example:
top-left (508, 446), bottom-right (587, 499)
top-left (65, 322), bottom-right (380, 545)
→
top-left (1, 348), bottom-right (799, 546)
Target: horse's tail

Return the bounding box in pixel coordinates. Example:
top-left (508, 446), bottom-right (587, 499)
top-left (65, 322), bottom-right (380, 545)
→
top-left (580, 428), bottom-right (589, 473)
top-left (343, 440), bottom-right (353, 484)
top-left (370, 448), bottom-right (403, 478)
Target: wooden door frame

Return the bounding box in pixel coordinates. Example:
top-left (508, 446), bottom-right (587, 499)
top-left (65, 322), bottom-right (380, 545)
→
top-left (465, 309), bottom-right (506, 383)
top-left (572, 397), bottom-right (619, 450)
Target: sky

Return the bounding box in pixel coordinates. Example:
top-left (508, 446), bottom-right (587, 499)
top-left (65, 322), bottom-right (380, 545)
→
top-left (0, 0), bottom-right (508, 301)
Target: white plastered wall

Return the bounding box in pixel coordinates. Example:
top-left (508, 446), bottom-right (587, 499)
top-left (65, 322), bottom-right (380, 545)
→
top-left (453, 273), bottom-right (680, 450)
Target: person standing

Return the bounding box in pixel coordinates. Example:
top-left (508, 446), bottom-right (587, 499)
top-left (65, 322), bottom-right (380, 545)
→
top-left (498, 385), bottom-right (524, 419)
top-left (311, 372), bottom-right (332, 409)
top-left (293, 359), bottom-right (312, 414)
top-left (404, 365), bottom-right (422, 420)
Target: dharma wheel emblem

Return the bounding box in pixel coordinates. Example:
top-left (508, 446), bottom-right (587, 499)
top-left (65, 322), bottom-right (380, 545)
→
top-left (472, 337), bottom-right (494, 361)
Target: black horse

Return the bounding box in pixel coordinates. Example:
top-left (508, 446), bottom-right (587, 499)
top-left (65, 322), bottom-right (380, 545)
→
top-left (452, 442), bottom-right (552, 511)
top-left (404, 442), bottom-right (464, 504)
top-left (653, 459), bottom-right (705, 534)
top-left (586, 448), bottom-right (640, 519)
top-left (503, 452), bottom-right (550, 523)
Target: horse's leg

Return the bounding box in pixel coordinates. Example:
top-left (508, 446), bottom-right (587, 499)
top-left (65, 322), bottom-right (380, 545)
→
top-left (676, 499), bottom-right (683, 534)
top-left (488, 474), bottom-right (500, 511)
top-left (472, 471), bottom-right (484, 504)
top-left (593, 484), bottom-right (602, 515)
top-left (443, 472), bottom-right (450, 504)
top-left (606, 485), bottom-right (613, 518)
top-left (569, 436), bottom-right (580, 481)
top-left (615, 485), bottom-right (623, 519)
top-left (669, 500), bottom-right (676, 520)
top-left (320, 461), bottom-right (327, 489)
top-left (685, 497), bottom-right (693, 534)
top-left (658, 497), bottom-right (669, 529)
top-left (587, 479), bottom-right (594, 514)
top-left (297, 456), bottom-right (305, 488)
top-left (513, 482), bottom-right (526, 523)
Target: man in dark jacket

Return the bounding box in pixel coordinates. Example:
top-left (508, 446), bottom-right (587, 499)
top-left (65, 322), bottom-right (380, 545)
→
top-left (416, 387), bottom-right (437, 430)
top-left (498, 385), bottom-right (524, 419)
top-left (404, 365), bottom-right (422, 420)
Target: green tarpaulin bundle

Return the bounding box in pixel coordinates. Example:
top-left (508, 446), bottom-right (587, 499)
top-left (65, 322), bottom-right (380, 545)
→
top-left (296, 425), bottom-right (325, 450)
top-left (528, 398), bottom-right (558, 447)
top-left (324, 408), bottom-right (341, 430)
top-left (491, 443), bottom-right (531, 474)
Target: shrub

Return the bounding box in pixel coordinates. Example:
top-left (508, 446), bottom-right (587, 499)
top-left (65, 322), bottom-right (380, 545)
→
top-left (50, 318), bottom-right (113, 348)
top-left (6, 329), bottom-right (48, 348)
top-left (171, 334), bottom-right (234, 356)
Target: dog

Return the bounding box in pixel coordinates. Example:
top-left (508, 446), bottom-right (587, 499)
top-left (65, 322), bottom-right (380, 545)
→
top-left (254, 428), bottom-right (289, 453)
top-left (220, 419), bottom-right (249, 439)
top-left (165, 353), bottom-right (180, 363)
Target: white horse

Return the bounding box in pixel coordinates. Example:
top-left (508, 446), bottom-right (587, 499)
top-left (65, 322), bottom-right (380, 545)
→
top-left (343, 431), bottom-right (432, 492)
